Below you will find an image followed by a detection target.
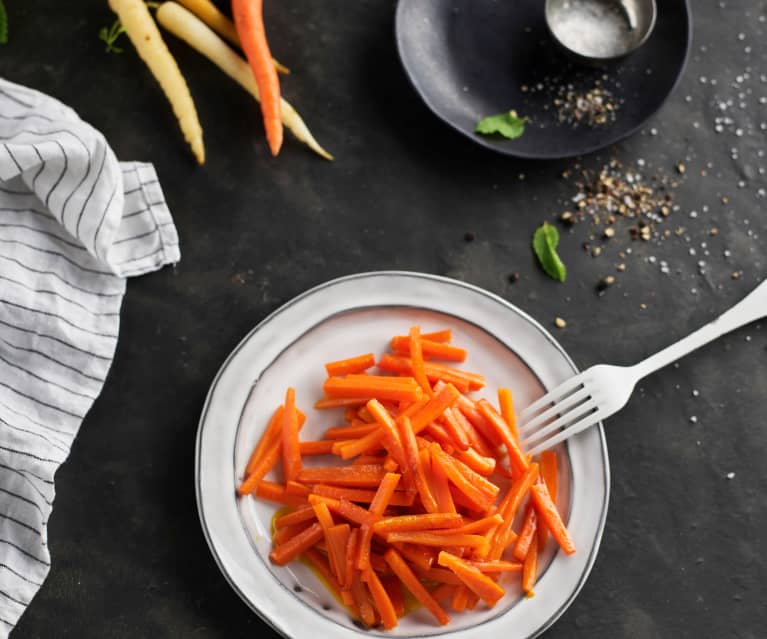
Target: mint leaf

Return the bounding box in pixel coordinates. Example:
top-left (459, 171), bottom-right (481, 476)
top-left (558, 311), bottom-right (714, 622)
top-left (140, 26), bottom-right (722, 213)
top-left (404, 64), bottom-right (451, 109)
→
top-left (475, 110), bottom-right (526, 139)
top-left (533, 222), bottom-right (567, 282)
top-left (0, 1), bottom-right (8, 45)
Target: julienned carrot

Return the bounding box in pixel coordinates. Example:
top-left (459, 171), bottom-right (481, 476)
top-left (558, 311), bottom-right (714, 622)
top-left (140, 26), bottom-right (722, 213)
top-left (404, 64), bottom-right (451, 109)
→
top-left (399, 416), bottom-right (439, 513)
top-left (312, 484), bottom-right (414, 507)
top-left (255, 480), bottom-right (307, 506)
top-left (430, 453), bottom-right (456, 514)
top-left (422, 329), bottom-right (452, 343)
top-left (351, 571), bottom-right (376, 626)
top-left (440, 407), bottom-right (471, 451)
top-left (413, 565), bottom-right (463, 586)
top-left (497, 388), bottom-right (519, 442)
top-left (345, 528), bottom-right (359, 591)
top-left (298, 465), bottom-right (387, 487)
top-left (455, 395), bottom-right (503, 448)
top-left (311, 496), bottom-right (377, 527)
top-left (244, 406), bottom-right (282, 475)
top-left (269, 522), bottom-right (323, 565)
top-left (455, 446), bottom-right (496, 477)
top-left (373, 513), bottom-right (464, 534)
top-left (431, 514), bottom-right (503, 536)
top-left (408, 326), bottom-right (432, 396)
top-left (391, 336), bottom-right (468, 362)
top-left (409, 383), bottom-right (461, 433)
top-left (384, 548), bottom-right (450, 626)
top-left (382, 574), bottom-right (405, 616)
top-left (337, 429), bottom-right (385, 460)
top-left (273, 520), bottom-right (312, 546)
top-left (431, 583), bottom-right (456, 604)
top-left (437, 551), bottom-right (505, 607)
top-left (325, 353), bottom-right (376, 377)
top-left (362, 568), bottom-right (398, 629)
top-left (489, 463), bottom-right (539, 559)
top-left (377, 355), bottom-right (484, 392)
top-left (450, 404), bottom-right (496, 458)
top-left (299, 440), bottom-right (335, 456)
top-left (324, 375), bottom-right (423, 403)
top-left (325, 423), bottom-right (379, 439)
top-left (110, 0), bottom-right (204, 164)
top-left (231, 0), bottom-right (282, 155)
top-left (393, 543), bottom-right (436, 570)
top-left (430, 445), bottom-right (495, 512)
top-left (468, 560), bottom-right (523, 573)
top-left (512, 506), bottom-right (537, 562)
top-left (522, 536), bottom-right (538, 596)
top-left (530, 484), bottom-right (575, 555)
top-left (327, 524), bottom-right (351, 585)
top-left (315, 397), bottom-right (368, 409)
top-left (386, 532), bottom-right (489, 552)
top-left (282, 387), bottom-right (302, 482)
top-left (367, 400), bottom-right (412, 491)
top-left (274, 505), bottom-right (315, 529)
top-left (358, 473), bottom-right (401, 570)
top-left (476, 399), bottom-right (529, 477)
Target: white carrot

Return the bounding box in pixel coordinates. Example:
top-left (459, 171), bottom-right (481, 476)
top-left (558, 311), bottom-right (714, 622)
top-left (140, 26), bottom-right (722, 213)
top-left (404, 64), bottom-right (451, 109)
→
top-left (175, 0), bottom-right (290, 74)
top-left (156, 1), bottom-right (333, 161)
top-left (109, 0), bottom-right (205, 164)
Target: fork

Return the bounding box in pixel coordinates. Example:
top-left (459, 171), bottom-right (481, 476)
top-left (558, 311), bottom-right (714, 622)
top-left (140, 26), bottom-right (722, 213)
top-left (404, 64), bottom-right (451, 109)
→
top-left (518, 280), bottom-right (767, 455)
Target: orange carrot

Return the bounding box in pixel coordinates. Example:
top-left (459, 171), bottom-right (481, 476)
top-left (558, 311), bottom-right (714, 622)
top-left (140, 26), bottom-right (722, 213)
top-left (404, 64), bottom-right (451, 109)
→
top-left (422, 329), bottom-right (452, 343)
top-left (455, 395), bottom-right (503, 448)
top-left (538, 450), bottom-right (558, 549)
top-left (337, 429), bottom-right (386, 460)
top-left (273, 520), bottom-right (312, 546)
top-left (324, 375), bottom-right (423, 403)
top-left (311, 484), bottom-right (414, 507)
top-left (392, 543), bottom-right (436, 570)
top-left (231, 0), bottom-right (282, 155)
top-left (437, 551), bottom-right (505, 607)
top-left (324, 423), bottom-right (379, 439)
top-left (381, 575), bottom-right (405, 616)
top-left (399, 416), bottom-right (439, 513)
top-left (384, 548), bottom-right (450, 625)
top-left (244, 405), bottom-right (283, 476)
top-left (408, 326), bottom-right (433, 395)
top-left (450, 404), bottom-right (496, 458)
top-left (476, 399), bottom-right (528, 477)
top-left (430, 445), bottom-right (494, 512)
top-left (299, 440), bottom-right (335, 456)
top-left (352, 454), bottom-right (386, 466)
top-left (326, 524), bottom-right (351, 584)
top-left (432, 514), bottom-right (503, 536)
top-left (455, 446), bottom-right (496, 476)
top-left (281, 387), bottom-right (302, 482)
top-left (274, 505), bottom-right (315, 530)
top-left (530, 484), bottom-right (575, 555)
top-left (391, 336), bottom-right (468, 362)
top-left (269, 522), bottom-right (323, 565)
top-left (522, 535), bottom-right (538, 596)
top-left (314, 397), bottom-right (368, 409)
top-left (431, 452), bottom-right (456, 514)
top-left (386, 532), bottom-right (489, 552)
top-left (451, 585), bottom-right (469, 611)
top-left (377, 355), bottom-right (472, 393)
top-left (409, 383), bottom-right (461, 433)
top-left (488, 463), bottom-right (539, 559)
top-left (350, 570), bottom-right (376, 626)
top-left (512, 506), bottom-right (538, 561)
top-left (497, 388), bottom-right (519, 442)
top-left (325, 353), bottom-right (375, 377)
top-left (413, 565), bottom-right (463, 586)
top-left (468, 560), bottom-right (523, 573)
top-left (358, 473), bottom-right (400, 570)
top-left (304, 547), bottom-right (343, 596)
top-left (440, 407), bottom-right (471, 450)
top-left (431, 583), bottom-right (457, 604)
top-left (345, 528), bottom-right (359, 590)
top-left (362, 568), bottom-right (398, 630)
top-left (285, 480), bottom-right (310, 497)
top-left (373, 513), bottom-right (464, 534)
top-left (255, 480), bottom-right (307, 506)
top-left (298, 465), bottom-right (387, 487)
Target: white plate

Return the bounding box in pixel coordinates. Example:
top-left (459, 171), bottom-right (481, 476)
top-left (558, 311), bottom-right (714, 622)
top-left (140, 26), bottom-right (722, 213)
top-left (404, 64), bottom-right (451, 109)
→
top-left (196, 271), bottom-right (609, 639)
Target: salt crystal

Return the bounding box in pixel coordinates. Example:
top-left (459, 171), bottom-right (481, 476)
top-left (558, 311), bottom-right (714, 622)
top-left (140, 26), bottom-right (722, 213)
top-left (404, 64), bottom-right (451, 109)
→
top-left (692, 389), bottom-right (700, 397)
top-left (690, 416), bottom-right (698, 423)
top-left (726, 472), bottom-right (735, 479)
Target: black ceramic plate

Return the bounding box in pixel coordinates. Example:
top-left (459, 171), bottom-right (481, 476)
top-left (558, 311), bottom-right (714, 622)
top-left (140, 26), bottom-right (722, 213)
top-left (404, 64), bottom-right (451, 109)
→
top-left (395, 0), bottom-right (691, 159)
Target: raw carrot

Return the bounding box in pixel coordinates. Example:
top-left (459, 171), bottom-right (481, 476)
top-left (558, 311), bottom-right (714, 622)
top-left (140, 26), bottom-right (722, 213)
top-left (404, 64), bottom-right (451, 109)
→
top-left (269, 522), bottom-right (323, 565)
top-left (298, 465), bottom-right (387, 487)
top-left (231, 0), bottom-right (282, 155)
top-left (282, 387), bottom-right (302, 482)
top-left (325, 353), bottom-right (376, 377)
top-left (384, 548), bottom-right (450, 625)
top-left (408, 326), bottom-right (432, 395)
top-left (391, 336), bottom-right (468, 362)
top-left (362, 568), bottom-right (398, 630)
top-left (512, 506), bottom-right (537, 561)
top-left (522, 535), bottom-right (538, 596)
top-left (110, 0), bottom-right (204, 163)
top-left (437, 551), bottom-right (505, 607)
top-left (497, 388), bottom-right (519, 442)
top-left (530, 484), bottom-right (575, 555)
top-left (324, 375), bottom-right (423, 403)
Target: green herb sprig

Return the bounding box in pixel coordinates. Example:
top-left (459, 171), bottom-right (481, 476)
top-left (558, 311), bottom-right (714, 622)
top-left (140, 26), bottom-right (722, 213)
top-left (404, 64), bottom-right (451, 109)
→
top-left (533, 222), bottom-right (567, 282)
top-left (0, 1), bottom-right (8, 46)
top-left (99, 19), bottom-right (126, 54)
top-left (475, 110), bottom-right (527, 140)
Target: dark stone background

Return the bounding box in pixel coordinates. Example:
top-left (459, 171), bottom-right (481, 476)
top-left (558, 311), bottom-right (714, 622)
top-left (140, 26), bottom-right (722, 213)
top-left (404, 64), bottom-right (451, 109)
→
top-left (2, 1), bottom-right (765, 637)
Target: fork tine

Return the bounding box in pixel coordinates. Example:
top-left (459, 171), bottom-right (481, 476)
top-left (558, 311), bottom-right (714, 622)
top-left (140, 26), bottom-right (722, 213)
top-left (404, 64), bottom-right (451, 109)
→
top-left (520, 397), bottom-right (598, 447)
top-left (518, 375), bottom-right (585, 421)
top-left (525, 409), bottom-right (604, 456)
top-left (518, 387), bottom-right (591, 437)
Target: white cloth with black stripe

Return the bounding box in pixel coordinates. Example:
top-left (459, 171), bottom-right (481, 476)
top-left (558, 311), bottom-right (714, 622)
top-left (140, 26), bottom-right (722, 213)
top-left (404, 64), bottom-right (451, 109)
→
top-left (0, 78), bottom-right (180, 635)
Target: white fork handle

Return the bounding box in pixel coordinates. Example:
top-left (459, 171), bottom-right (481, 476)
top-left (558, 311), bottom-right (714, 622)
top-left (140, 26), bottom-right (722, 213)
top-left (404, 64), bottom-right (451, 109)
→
top-left (631, 280), bottom-right (767, 381)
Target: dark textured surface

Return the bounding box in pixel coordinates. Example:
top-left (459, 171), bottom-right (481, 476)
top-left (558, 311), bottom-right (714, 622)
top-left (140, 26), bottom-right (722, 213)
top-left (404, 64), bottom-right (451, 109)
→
top-left (2, 1), bottom-right (766, 637)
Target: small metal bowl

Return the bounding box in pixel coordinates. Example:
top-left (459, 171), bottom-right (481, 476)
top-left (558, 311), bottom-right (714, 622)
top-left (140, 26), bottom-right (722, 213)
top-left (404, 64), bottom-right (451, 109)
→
top-left (545, 0), bottom-right (657, 64)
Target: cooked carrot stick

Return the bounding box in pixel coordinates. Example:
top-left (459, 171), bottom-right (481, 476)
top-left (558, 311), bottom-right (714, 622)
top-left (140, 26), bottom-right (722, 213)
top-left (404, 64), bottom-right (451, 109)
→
top-left (431, 514), bottom-right (503, 536)
top-left (451, 585), bottom-right (469, 612)
top-left (391, 336), bottom-right (468, 362)
top-left (324, 375), bottom-right (423, 403)
top-left (437, 551), bottom-right (505, 607)
top-left (392, 543), bottom-right (436, 570)
top-left (423, 423), bottom-right (456, 451)
top-left (298, 465), bottom-right (387, 487)
top-left (304, 547), bottom-right (343, 596)
top-left (538, 450), bottom-right (558, 548)
top-left (468, 560), bottom-right (523, 573)
top-left (255, 480), bottom-right (308, 506)
top-left (450, 405), bottom-right (496, 458)
top-left (381, 575), bottom-right (405, 616)
top-left (530, 483), bottom-right (575, 555)
top-left (430, 445), bottom-right (494, 512)
top-left (386, 532), bottom-right (489, 552)
top-left (281, 387), bottom-right (302, 482)
top-left (454, 446), bottom-right (496, 477)
top-left (373, 513), bottom-right (464, 534)
top-left (244, 405), bottom-right (282, 476)
top-left (409, 383), bottom-right (461, 433)
top-left (312, 501), bottom-right (335, 531)
top-left (512, 506), bottom-right (537, 561)
top-left (488, 463), bottom-right (539, 559)
top-left (455, 395), bottom-right (503, 448)
top-left (476, 399), bottom-right (529, 477)
top-left (314, 397), bottom-right (368, 409)
top-left (110, 0), bottom-right (204, 164)
top-left (465, 591), bottom-right (480, 610)
top-left (311, 496), bottom-right (377, 527)
top-left (522, 535), bottom-right (538, 596)
top-left (299, 440), bottom-right (335, 456)
top-left (326, 524), bottom-right (351, 584)
top-left (397, 397), bottom-right (430, 419)
top-left (285, 480), bottom-right (310, 497)
top-left (274, 505), bottom-right (315, 529)
top-left (413, 565), bottom-right (463, 586)
top-left (344, 527), bottom-right (359, 590)
top-left (272, 520), bottom-right (312, 546)
top-left (311, 484), bottom-right (414, 507)
top-left (231, 0), bottom-right (282, 155)
top-left (440, 451), bottom-right (500, 502)
top-left (352, 454), bottom-right (386, 466)
top-left (337, 429), bottom-right (386, 460)
top-left (431, 452), bottom-right (456, 514)
top-left (430, 583), bottom-right (456, 604)
top-left (367, 400), bottom-right (413, 492)
top-left (399, 416), bottom-right (439, 513)
top-left (408, 326), bottom-right (433, 395)
top-left (269, 521), bottom-right (323, 565)
top-left (324, 423), bottom-right (379, 439)
top-left (358, 473), bottom-right (401, 571)
top-left (350, 570), bottom-right (376, 626)
top-left (325, 353), bottom-right (376, 377)
top-left (497, 388), bottom-right (519, 442)
top-left (440, 407), bottom-right (471, 451)
top-left (362, 568), bottom-right (398, 630)
top-left (384, 548), bottom-right (450, 625)
top-left (377, 355), bottom-right (472, 393)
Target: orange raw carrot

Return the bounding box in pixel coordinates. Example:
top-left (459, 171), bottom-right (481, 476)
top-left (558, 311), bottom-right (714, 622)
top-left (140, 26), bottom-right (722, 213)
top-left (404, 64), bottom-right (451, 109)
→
top-left (384, 548), bottom-right (450, 625)
top-left (231, 0), bottom-right (282, 155)
top-left (298, 465), bottom-right (387, 487)
top-left (391, 336), bottom-right (468, 362)
top-left (362, 568), bottom-right (398, 630)
top-left (530, 484), bottom-right (575, 555)
top-left (324, 375), bottom-right (423, 403)
top-left (325, 353), bottom-right (375, 377)
top-left (269, 522), bottom-right (323, 565)
top-left (437, 551), bottom-right (505, 607)
top-left (476, 399), bottom-right (528, 477)
top-left (299, 440), bottom-right (335, 456)
top-left (399, 416), bottom-right (439, 513)
top-left (497, 388), bottom-right (519, 442)
top-left (522, 535), bottom-right (538, 596)
top-left (512, 505), bottom-right (538, 561)
top-left (373, 513), bottom-right (464, 534)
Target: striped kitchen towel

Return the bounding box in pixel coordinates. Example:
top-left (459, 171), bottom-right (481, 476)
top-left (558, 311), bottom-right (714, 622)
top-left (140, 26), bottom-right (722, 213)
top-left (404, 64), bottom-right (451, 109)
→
top-left (0, 78), bottom-right (180, 636)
